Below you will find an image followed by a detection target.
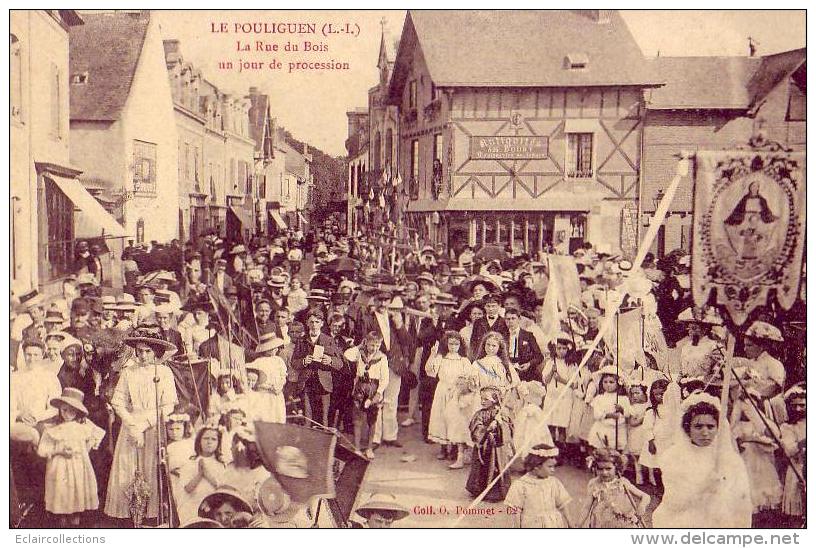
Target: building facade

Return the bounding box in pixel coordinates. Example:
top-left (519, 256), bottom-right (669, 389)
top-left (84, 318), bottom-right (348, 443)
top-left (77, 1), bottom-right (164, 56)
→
top-left (389, 10), bottom-right (659, 257)
top-left (641, 49), bottom-right (806, 257)
top-left (69, 11), bottom-right (179, 245)
top-left (345, 108), bottom-right (369, 235)
top-left (10, 9), bottom-right (102, 294)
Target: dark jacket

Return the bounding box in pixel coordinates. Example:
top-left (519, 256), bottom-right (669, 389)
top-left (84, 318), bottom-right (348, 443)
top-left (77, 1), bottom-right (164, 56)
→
top-left (507, 328), bottom-right (544, 382)
top-left (291, 332), bottom-right (343, 393)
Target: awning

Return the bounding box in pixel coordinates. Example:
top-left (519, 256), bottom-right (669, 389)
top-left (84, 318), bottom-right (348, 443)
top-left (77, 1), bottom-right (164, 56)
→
top-left (228, 205), bottom-right (253, 229)
top-left (48, 175), bottom-right (127, 238)
top-left (297, 212), bottom-right (308, 224)
top-left (269, 210), bottom-right (288, 229)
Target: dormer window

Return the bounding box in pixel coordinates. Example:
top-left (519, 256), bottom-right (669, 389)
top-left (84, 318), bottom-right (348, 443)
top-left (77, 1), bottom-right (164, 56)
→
top-left (71, 72), bottom-right (88, 84)
top-left (566, 53), bottom-right (589, 70)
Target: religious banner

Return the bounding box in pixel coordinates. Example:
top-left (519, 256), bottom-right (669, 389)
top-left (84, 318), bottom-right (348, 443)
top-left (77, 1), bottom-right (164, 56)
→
top-left (692, 148), bottom-right (806, 325)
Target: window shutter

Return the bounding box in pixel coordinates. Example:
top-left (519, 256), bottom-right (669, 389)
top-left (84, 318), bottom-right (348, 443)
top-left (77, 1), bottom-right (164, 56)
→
top-left (566, 134), bottom-right (577, 176)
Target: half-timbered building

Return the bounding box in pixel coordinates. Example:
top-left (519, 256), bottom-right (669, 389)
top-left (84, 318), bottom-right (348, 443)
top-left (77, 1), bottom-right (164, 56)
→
top-left (388, 10), bottom-right (661, 256)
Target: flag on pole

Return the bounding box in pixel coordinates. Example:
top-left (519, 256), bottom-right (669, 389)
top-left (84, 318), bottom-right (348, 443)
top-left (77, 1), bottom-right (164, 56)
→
top-left (254, 422), bottom-right (337, 503)
top-left (166, 358), bottom-right (211, 421)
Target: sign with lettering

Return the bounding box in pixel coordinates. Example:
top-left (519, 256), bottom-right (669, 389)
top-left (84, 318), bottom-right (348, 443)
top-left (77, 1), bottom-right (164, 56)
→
top-left (469, 136), bottom-right (549, 160)
top-left (620, 201), bottom-right (639, 260)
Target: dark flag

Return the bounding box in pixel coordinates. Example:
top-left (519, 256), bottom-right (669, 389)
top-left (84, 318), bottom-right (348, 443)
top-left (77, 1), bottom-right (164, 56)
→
top-left (207, 286), bottom-right (257, 349)
top-left (166, 357), bottom-right (211, 422)
top-left (254, 422), bottom-right (336, 503)
top-left (331, 441), bottom-right (371, 524)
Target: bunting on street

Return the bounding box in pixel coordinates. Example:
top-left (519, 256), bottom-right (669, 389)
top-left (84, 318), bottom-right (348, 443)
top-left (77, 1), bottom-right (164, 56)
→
top-left (691, 149), bottom-right (806, 325)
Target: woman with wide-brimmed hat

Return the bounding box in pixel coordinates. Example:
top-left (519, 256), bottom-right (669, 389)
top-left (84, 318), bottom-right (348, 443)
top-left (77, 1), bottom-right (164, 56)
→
top-left (104, 326), bottom-right (179, 522)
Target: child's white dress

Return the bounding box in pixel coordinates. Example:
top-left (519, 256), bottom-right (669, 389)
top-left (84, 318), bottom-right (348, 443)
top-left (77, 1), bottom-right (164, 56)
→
top-left (627, 402), bottom-right (649, 456)
top-left (588, 393), bottom-right (631, 451)
top-left (638, 405), bottom-right (674, 468)
top-left (513, 404), bottom-right (555, 462)
top-left (541, 359), bottom-right (571, 429)
top-left (173, 455), bottom-right (226, 523)
top-left (733, 419), bottom-right (782, 511)
top-left (427, 354), bottom-right (477, 445)
top-left (504, 474), bottom-right (571, 528)
top-left (37, 420), bottom-right (105, 514)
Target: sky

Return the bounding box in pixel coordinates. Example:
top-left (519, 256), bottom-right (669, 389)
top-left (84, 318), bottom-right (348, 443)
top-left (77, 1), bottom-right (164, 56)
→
top-left (153, 10), bottom-right (805, 157)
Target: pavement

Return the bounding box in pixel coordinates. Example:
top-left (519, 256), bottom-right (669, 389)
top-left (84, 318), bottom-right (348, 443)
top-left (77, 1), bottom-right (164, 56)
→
top-left (357, 413), bottom-right (603, 528)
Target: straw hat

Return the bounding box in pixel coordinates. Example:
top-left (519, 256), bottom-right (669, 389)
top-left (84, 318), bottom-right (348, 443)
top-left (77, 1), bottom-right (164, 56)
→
top-left (677, 306), bottom-right (723, 325)
top-left (255, 333), bottom-right (285, 355)
top-left (745, 321), bottom-right (784, 342)
top-left (355, 493), bottom-right (409, 521)
top-left (124, 326), bottom-right (178, 358)
top-left (416, 272), bottom-right (436, 285)
top-left (115, 293), bottom-right (138, 311)
top-left (50, 387), bottom-right (89, 417)
top-left (229, 245), bottom-right (247, 255)
top-left (180, 518), bottom-right (222, 529)
top-left (198, 487), bottom-right (252, 518)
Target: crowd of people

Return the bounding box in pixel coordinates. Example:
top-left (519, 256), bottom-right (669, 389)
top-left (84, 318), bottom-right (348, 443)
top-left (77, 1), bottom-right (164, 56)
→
top-left (9, 221), bottom-right (806, 529)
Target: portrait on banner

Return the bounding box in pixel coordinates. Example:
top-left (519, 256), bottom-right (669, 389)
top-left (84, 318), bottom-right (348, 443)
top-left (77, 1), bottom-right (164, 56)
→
top-left (692, 150), bottom-right (805, 325)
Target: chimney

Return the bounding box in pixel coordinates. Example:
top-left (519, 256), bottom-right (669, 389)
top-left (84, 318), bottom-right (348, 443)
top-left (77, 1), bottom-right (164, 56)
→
top-left (248, 86), bottom-right (259, 96)
top-left (748, 37), bottom-right (759, 57)
top-left (597, 10), bottom-right (613, 23)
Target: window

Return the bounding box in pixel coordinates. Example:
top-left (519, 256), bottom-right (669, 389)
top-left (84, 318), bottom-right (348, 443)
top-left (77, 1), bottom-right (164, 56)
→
top-left (10, 35), bottom-right (22, 121)
top-left (260, 174), bottom-right (267, 199)
top-left (385, 129), bottom-right (393, 169)
top-left (566, 52), bottom-right (589, 70)
top-left (41, 177), bottom-right (75, 280)
top-left (50, 63), bottom-right (62, 139)
top-left (373, 131), bottom-right (381, 172)
top-left (193, 146), bottom-right (200, 185)
top-left (184, 142), bottom-right (191, 180)
top-left (408, 80), bottom-right (417, 110)
top-left (787, 79), bottom-right (805, 121)
top-left (433, 133), bottom-right (444, 164)
top-left (70, 72), bottom-right (88, 84)
top-left (133, 140), bottom-right (157, 193)
top-left (410, 139), bottom-right (419, 199)
top-left (431, 83), bottom-right (441, 102)
top-left (230, 158), bottom-right (236, 193)
top-left (566, 133), bottom-right (594, 178)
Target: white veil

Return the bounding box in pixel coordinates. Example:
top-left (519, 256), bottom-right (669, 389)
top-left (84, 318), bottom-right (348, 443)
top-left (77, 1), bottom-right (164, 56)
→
top-left (653, 388), bottom-right (753, 528)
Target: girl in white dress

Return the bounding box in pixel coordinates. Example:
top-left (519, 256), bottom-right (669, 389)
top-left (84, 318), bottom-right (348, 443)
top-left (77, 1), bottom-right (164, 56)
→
top-left (38, 388), bottom-right (105, 526)
top-left (541, 335), bottom-right (575, 445)
top-left (504, 444), bottom-right (572, 528)
top-left (512, 381), bottom-right (554, 469)
top-left (174, 425), bottom-right (227, 524)
top-left (165, 407), bottom-right (195, 477)
top-left (472, 331), bottom-right (520, 393)
top-left (426, 331), bottom-right (477, 469)
top-left (626, 381), bottom-right (649, 484)
top-left (587, 365), bottom-right (631, 451)
top-left (638, 378), bottom-right (672, 487)
top-left (246, 337), bottom-right (288, 423)
top-left (731, 391), bottom-right (782, 520)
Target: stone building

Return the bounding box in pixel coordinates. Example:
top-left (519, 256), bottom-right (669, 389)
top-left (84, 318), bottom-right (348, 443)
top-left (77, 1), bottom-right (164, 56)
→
top-left (642, 48), bottom-right (806, 257)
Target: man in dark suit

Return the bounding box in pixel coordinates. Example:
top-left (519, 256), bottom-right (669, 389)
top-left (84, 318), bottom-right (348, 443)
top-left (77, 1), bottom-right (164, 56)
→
top-left (155, 304), bottom-right (184, 353)
top-left (468, 293), bottom-right (509, 357)
top-left (88, 244), bottom-right (104, 285)
top-left (504, 306), bottom-right (544, 382)
top-left (357, 292), bottom-right (410, 448)
top-left (290, 308), bottom-right (342, 426)
top-left (327, 312), bottom-right (355, 433)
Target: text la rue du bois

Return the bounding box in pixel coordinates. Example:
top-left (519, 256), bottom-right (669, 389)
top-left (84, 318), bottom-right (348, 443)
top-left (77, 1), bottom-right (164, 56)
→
top-left (211, 21), bottom-right (356, 73)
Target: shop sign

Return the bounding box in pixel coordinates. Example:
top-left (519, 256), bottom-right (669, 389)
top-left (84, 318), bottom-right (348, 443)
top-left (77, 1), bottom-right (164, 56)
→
top-left (469, 135), bottom-right (548, 160)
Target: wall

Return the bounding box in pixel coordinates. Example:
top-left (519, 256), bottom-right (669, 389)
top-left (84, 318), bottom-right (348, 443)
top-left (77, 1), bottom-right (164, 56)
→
top-left (11, 11), bottom-right (75, 292)
top-left (642, 74), bottom-right (805, 256)
top-left (119, 15), bottom-right (179, 242)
